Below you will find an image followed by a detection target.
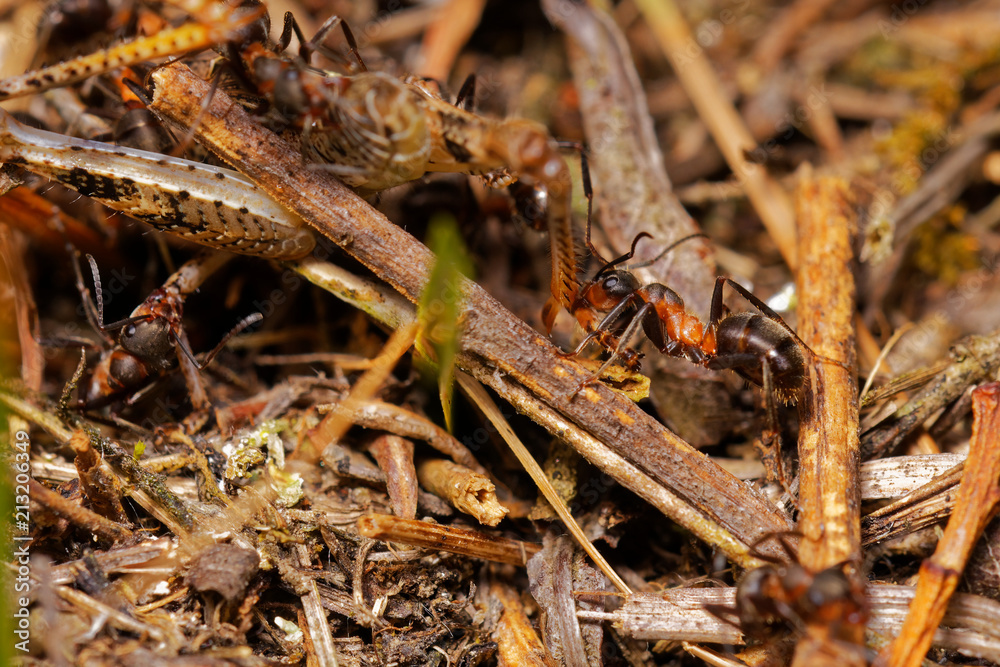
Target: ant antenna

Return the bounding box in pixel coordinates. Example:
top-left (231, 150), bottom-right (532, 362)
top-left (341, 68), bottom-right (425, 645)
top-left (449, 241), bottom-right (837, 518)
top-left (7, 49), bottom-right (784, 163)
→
top-left (630, 232), bottom-right (710, 270)
top-left (197, 312), bottom-right (263, 369)
top-left (86, 254), bottom-right (106, 331)
top-left (593, 232), bottom-right (653, 280)
top-left (69, 250), bottom-right (111, 344)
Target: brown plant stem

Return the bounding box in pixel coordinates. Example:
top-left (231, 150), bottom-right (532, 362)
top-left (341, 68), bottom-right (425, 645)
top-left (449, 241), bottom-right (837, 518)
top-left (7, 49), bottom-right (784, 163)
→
top-left (793, 174), bottom-right (864, 661)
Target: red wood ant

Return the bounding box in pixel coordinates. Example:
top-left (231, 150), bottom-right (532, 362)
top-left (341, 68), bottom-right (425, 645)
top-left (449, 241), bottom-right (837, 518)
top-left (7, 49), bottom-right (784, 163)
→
top-left (74, 252), bottom-right (260, 410)
top-left (706, 534), bottom-right (868, 655)
top-left (563, 231), bottom-right (808, 403)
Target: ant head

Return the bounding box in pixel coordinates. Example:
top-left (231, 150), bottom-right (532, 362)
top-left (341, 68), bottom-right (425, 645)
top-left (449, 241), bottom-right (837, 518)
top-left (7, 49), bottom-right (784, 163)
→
top-left (257, 62), bottom-right (311, 123)
top-left (580, 270), bottom-right (640, 311)
top-left (801, 565), bottom-right (867, 626)
top-left (574, 232), bottom-right (649, 312)
top-left (119, 316), bottom-right (173, 365)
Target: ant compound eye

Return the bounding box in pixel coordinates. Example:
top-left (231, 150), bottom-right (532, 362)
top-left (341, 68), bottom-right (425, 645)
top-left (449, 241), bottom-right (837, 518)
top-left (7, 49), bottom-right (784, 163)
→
top-left (602, 275), bottom-right (618, 290)
top-left (123, 324), bottom-right (137, 338)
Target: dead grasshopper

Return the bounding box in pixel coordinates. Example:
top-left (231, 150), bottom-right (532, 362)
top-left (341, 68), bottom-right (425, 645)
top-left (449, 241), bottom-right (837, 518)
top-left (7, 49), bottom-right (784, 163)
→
top-left (228, 12), bottom-right (581, 331)
top-left (0, 107), bottom-right (315, 259)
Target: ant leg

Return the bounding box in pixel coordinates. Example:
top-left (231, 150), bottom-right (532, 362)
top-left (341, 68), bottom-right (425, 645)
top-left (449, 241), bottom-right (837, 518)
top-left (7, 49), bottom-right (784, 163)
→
top-left (560, 291), bottom-right (641, 361)
top-left (705, 351), bottom-right (760, 373)
top-left (720, 278), bottom-right (795, 336)
top-left (756, 360), bottom-right (793, 496)
top-left (455, 74), bottom-right (476, 110)
top-left (277, 11), bottom-right (305, 53)
top-left (708, 275), bottom-right (728, 329)
top-left (709, 274), bottom-right (806, 339)
top-left (585, 302), bottom-right (654, 380)
top-left (748, 531), bottom-right (801, 564)
top-left (305, 14), bottom-right (366, 71)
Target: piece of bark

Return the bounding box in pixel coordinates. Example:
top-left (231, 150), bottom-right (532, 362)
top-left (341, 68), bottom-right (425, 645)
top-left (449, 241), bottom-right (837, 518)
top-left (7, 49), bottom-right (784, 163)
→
top-left (185, 543), bottom-right (260, 602)
top-left (69, 428), bottom-right (128, 524)
top-left (367, 435), bottom-right (418, 520)
top-left (584, 584), bottom-right (1000, 660)
top-left (527, 533), bottom-right (606, 667)
top-left (795, 175), bottom-right (861, 568)
top-left (29, 478), bottom-right (133, 543)
top-left (492, 579), bottom-right (553, 666)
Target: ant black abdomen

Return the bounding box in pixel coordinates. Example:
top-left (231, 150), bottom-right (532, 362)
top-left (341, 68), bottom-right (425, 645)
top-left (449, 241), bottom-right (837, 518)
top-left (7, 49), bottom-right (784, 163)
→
top-left (711, 311), bottom-right (807, 402)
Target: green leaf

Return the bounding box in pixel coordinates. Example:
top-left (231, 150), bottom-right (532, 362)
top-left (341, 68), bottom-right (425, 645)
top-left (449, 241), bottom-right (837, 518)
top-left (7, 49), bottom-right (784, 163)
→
top-left (417, 214), bottom-right (474, 432)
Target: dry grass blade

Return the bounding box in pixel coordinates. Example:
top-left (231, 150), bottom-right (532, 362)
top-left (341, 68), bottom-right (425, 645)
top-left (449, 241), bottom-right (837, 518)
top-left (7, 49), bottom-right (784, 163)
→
top-left (148, 62), bottom-right (794, 566)
top-left (458, 371), bottom-right (630, 593)
top-left (416, 0), bottom-right (486, 82)
top-left (861, 332), bottom-right (1000, 460)
top-left (634, 0), bottom-right (797, 268)
top-left (303, 321), bottom-right (419, 463)
top-left (862, 461), bottom-right (963, 547)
